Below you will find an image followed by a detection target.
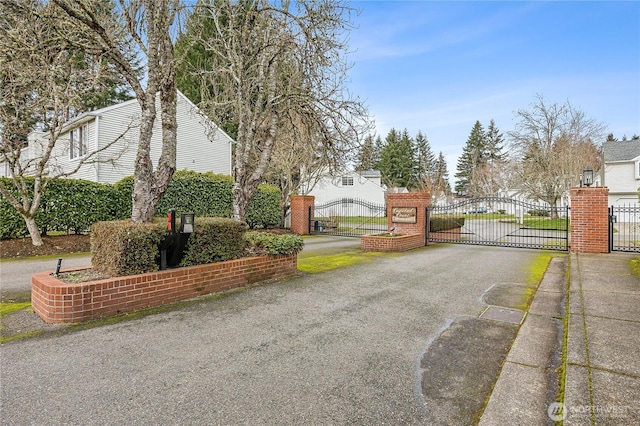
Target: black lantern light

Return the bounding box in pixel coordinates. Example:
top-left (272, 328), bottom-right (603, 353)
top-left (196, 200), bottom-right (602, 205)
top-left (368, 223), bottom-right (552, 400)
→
top-left (582, 167), bottom-right (594, 187)
top-left (181, 212), bottom-right (195, 233)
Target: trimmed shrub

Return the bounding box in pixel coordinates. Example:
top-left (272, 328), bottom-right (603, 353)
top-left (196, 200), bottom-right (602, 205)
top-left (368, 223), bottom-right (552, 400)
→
top-left (91, 220), bottom-right (165, 276)
top-left (245, 231), bottom-right (304, 255)
top-left (157, 171), bottom-right (234, 218)
top-left (528, 209), bottom-right (550, 217)
top-left (179, 217), bottom-right (248, 267)
top-left (0, 178), bottom-right (30, 239)
top-left (246, 184), bottom-right (281, 228)
top-left (429, 216), bottom-right (466, 232)
top-left (114, 171), bottom-right (281, 224)
top-left (0, 177), bottom-right (123, 239)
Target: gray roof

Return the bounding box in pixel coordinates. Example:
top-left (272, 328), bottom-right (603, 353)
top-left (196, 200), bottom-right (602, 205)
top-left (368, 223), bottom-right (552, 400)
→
top-left (603, 140), bottom-right (640, 162)
top-left (357, 169), bottom-right (381, 178)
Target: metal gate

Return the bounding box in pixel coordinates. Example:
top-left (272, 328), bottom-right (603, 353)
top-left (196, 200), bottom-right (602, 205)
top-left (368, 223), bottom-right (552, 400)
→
top-left (426, 197), bottom-right (569, 251)
top-left (310, 198), bottom-right (386, 237)
top-left (609, 204), bottom-right (640, 252)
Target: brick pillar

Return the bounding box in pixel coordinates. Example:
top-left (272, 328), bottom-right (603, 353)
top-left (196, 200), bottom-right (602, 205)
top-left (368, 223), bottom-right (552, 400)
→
top-left (570, 186), bottom-right (609, 253)
top-left (290, 195), bottom-right (315, 235)
top-left (386, 192), bottom-right (431, 237)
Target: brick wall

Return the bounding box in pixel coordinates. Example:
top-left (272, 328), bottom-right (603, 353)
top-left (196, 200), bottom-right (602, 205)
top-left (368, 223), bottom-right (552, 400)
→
top-left (290, 195), bottom-right (315, 235)
top-left (386, 192), bottom-right (431, 236)
top-left (570, 186), bottom-right (609, 253)
top-left (360, 233), bottom-right (425, 252)
top-left (32, 254), bottom-right (297, 324)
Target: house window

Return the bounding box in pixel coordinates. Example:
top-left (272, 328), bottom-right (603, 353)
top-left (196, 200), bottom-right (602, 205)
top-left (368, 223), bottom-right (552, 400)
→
top-left (636, 161), bottom-right (640, 179)
top-left (342, 198), bottom-right (354, 208)
top-left (341, 176), bottom-right (354, 186)
top-left (70, 125), bottom-right (88, 159)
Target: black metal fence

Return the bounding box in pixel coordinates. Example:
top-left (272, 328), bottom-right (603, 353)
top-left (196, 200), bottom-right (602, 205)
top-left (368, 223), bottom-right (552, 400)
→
top-left (426, 196), bottom-right (569, 251)
top-left (609, 204), bottom-right (640, 252)
top-left (310, 198), bottom-right (386, 237)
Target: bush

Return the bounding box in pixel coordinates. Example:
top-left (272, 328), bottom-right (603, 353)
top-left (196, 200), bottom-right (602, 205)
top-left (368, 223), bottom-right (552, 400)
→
top-left (245, 231), bottom-right (304, 255)
top-left (528, 209), bottom-right (550, 217)
top-left (0, 177), bottom-right (123, 239)
top-left (429, 216), bottom-right (465, 232)
top-left (91, 220), bottom-right (165, 276)
top-left (179, 217), bottom-right (248, 266)
top-left (157, 171), bottom-right (234, 218)
top-left (114, 171), bottom-right (281, 224)
top-left (1, 171), bottom-right (283, 241)
top-left (246, 184), bottom-right (281, 228)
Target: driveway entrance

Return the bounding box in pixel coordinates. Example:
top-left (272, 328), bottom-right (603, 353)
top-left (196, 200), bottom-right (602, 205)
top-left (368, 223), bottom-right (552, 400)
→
top-left (1, 244), bottom-right (542, 424)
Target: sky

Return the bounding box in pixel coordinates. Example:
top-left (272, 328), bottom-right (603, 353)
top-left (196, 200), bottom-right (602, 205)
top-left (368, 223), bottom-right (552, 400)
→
top-left (345, 0), bottom-right (640, 176)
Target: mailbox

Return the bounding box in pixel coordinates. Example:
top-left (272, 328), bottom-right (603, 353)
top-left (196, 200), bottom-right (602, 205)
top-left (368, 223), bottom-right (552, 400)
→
top-left (159, 209), bottom-right (196, 270)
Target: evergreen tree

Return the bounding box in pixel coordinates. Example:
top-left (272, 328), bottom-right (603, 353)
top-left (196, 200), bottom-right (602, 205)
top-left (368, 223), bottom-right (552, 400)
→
top-left (373, 135), bottom-right (384, 168)
top-left (356, 134), bottom-right (377, 171)
top-left (454, 121), bottom-right (486, 195)
top-left (378, 128), bottom-right (415, 189)
top-left (485, 119), bottom-right (505, 162)
top-left (413, 130), bottom-right (436, 190)
top-left (434, 151), bottom-right (451, 196)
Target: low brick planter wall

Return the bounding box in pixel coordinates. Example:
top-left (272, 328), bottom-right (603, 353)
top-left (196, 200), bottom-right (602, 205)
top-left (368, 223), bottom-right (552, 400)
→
top-left (360, 233), bottom-right (425, 252)
top-left (32, 254), bottom-right (297, 324)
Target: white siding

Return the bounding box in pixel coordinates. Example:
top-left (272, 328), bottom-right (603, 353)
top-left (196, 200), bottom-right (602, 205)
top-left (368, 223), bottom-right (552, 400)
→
top-left (93, 99), bottom-right (144, 184)
top-left (310, 172), bottom-right (386, 206)
top-left (605, 161), bottom-right (640, 206)
top-left (172, 94), bottom-right (231, 175)
top-left (70, 92), bottom-right (232, 184)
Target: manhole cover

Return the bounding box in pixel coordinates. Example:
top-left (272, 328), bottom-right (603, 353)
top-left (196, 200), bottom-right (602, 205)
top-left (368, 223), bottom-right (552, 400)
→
top-left (479, 306), bottom-right (525, 325)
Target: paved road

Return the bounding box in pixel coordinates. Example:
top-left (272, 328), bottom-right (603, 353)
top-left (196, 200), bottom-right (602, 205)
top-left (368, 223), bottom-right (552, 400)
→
top-left (0, 244), bottom-right (540, 424)
top-left (0, 236), bottom-right (361, 297)
top-left (0, 255), bottom-right (92, 296)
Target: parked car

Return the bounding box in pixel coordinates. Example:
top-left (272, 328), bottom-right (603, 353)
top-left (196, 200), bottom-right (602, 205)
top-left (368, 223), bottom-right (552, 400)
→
top-left (468, 207), bottom-right (488, 214)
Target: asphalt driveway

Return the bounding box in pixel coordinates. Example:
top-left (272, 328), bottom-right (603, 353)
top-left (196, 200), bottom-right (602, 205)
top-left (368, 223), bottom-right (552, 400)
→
top-left (1, 244), bottom-right (542, 424)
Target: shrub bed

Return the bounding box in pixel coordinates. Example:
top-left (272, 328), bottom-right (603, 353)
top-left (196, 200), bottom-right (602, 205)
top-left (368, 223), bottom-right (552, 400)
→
top-left (429, 216), bottom-right (466, 232)
top-left (1, 171), bottom-right (282, 239)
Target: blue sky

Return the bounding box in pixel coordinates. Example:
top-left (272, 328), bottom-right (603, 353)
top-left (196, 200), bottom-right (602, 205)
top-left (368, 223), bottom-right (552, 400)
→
top-left (346, 1), bottom-right (640, 174)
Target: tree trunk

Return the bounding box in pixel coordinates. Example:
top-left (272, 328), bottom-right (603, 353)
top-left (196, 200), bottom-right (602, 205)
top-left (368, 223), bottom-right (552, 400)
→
top-left (25, 216), bottom-right (43, 246)
top-left (131, 102), bottom-right (157, 223)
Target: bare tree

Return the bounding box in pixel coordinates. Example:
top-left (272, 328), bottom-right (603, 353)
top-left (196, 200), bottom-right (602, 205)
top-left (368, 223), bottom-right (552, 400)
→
top-left (508, 94), bottom-right (605, 217)
top-left (53, 0), bottom-right (182, 222)
top-left (177, 0), bottom-right (370, 221)
top-left (0, 0), bottom-right (131, 245)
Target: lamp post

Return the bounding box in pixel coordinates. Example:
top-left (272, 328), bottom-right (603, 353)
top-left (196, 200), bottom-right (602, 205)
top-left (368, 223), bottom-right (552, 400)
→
top-left (582, 167), bottom-right (594, 187)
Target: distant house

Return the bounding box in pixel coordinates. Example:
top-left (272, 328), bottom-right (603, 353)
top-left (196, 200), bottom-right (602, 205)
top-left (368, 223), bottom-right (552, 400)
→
top-left (307, 169), bottom-right (387, 206)
top-left (603, 140), bottom-right (640, 206)
top-left (2, 91), bottom-right (233, 183)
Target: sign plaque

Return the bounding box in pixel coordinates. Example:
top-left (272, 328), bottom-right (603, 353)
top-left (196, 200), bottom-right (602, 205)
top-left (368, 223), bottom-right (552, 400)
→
top-left (391, 207), bottom-right (417, 223)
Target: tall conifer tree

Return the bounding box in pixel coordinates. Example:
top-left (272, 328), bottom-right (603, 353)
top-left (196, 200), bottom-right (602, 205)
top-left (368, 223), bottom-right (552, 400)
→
top-left (455, 121), bottom-right (486, 195)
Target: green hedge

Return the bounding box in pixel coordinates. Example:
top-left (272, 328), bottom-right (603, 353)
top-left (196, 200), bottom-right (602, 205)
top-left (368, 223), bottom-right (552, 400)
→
top-left (179, 217), bottom-right (247, 266)
top-left (115, 171), bottom-right (281, 227)
top-left (429, 216), bottom-right (466, 232)
top-left (89, 218), bottom-right (302, 276)
top-left (0, 177), bottom-right (123, 239)
top-left (245, 231), bottom-right (304, 255)
top-left (91, 220), bottom-right (165, 276)
top-left (1, 171), bottom-right (282, 239)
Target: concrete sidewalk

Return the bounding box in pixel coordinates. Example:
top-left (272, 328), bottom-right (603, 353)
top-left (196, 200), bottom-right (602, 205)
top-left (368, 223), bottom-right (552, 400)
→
top-left (481, 252), bottom-right (640, 425)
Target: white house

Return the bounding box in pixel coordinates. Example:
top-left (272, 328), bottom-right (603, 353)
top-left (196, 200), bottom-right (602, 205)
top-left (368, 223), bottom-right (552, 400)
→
top-left (2, 91), bottom-right (232, 183)
top-left (307, 169), bottom-right (387, 206)
top-left (602, 140), bottom-right (640, 206)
